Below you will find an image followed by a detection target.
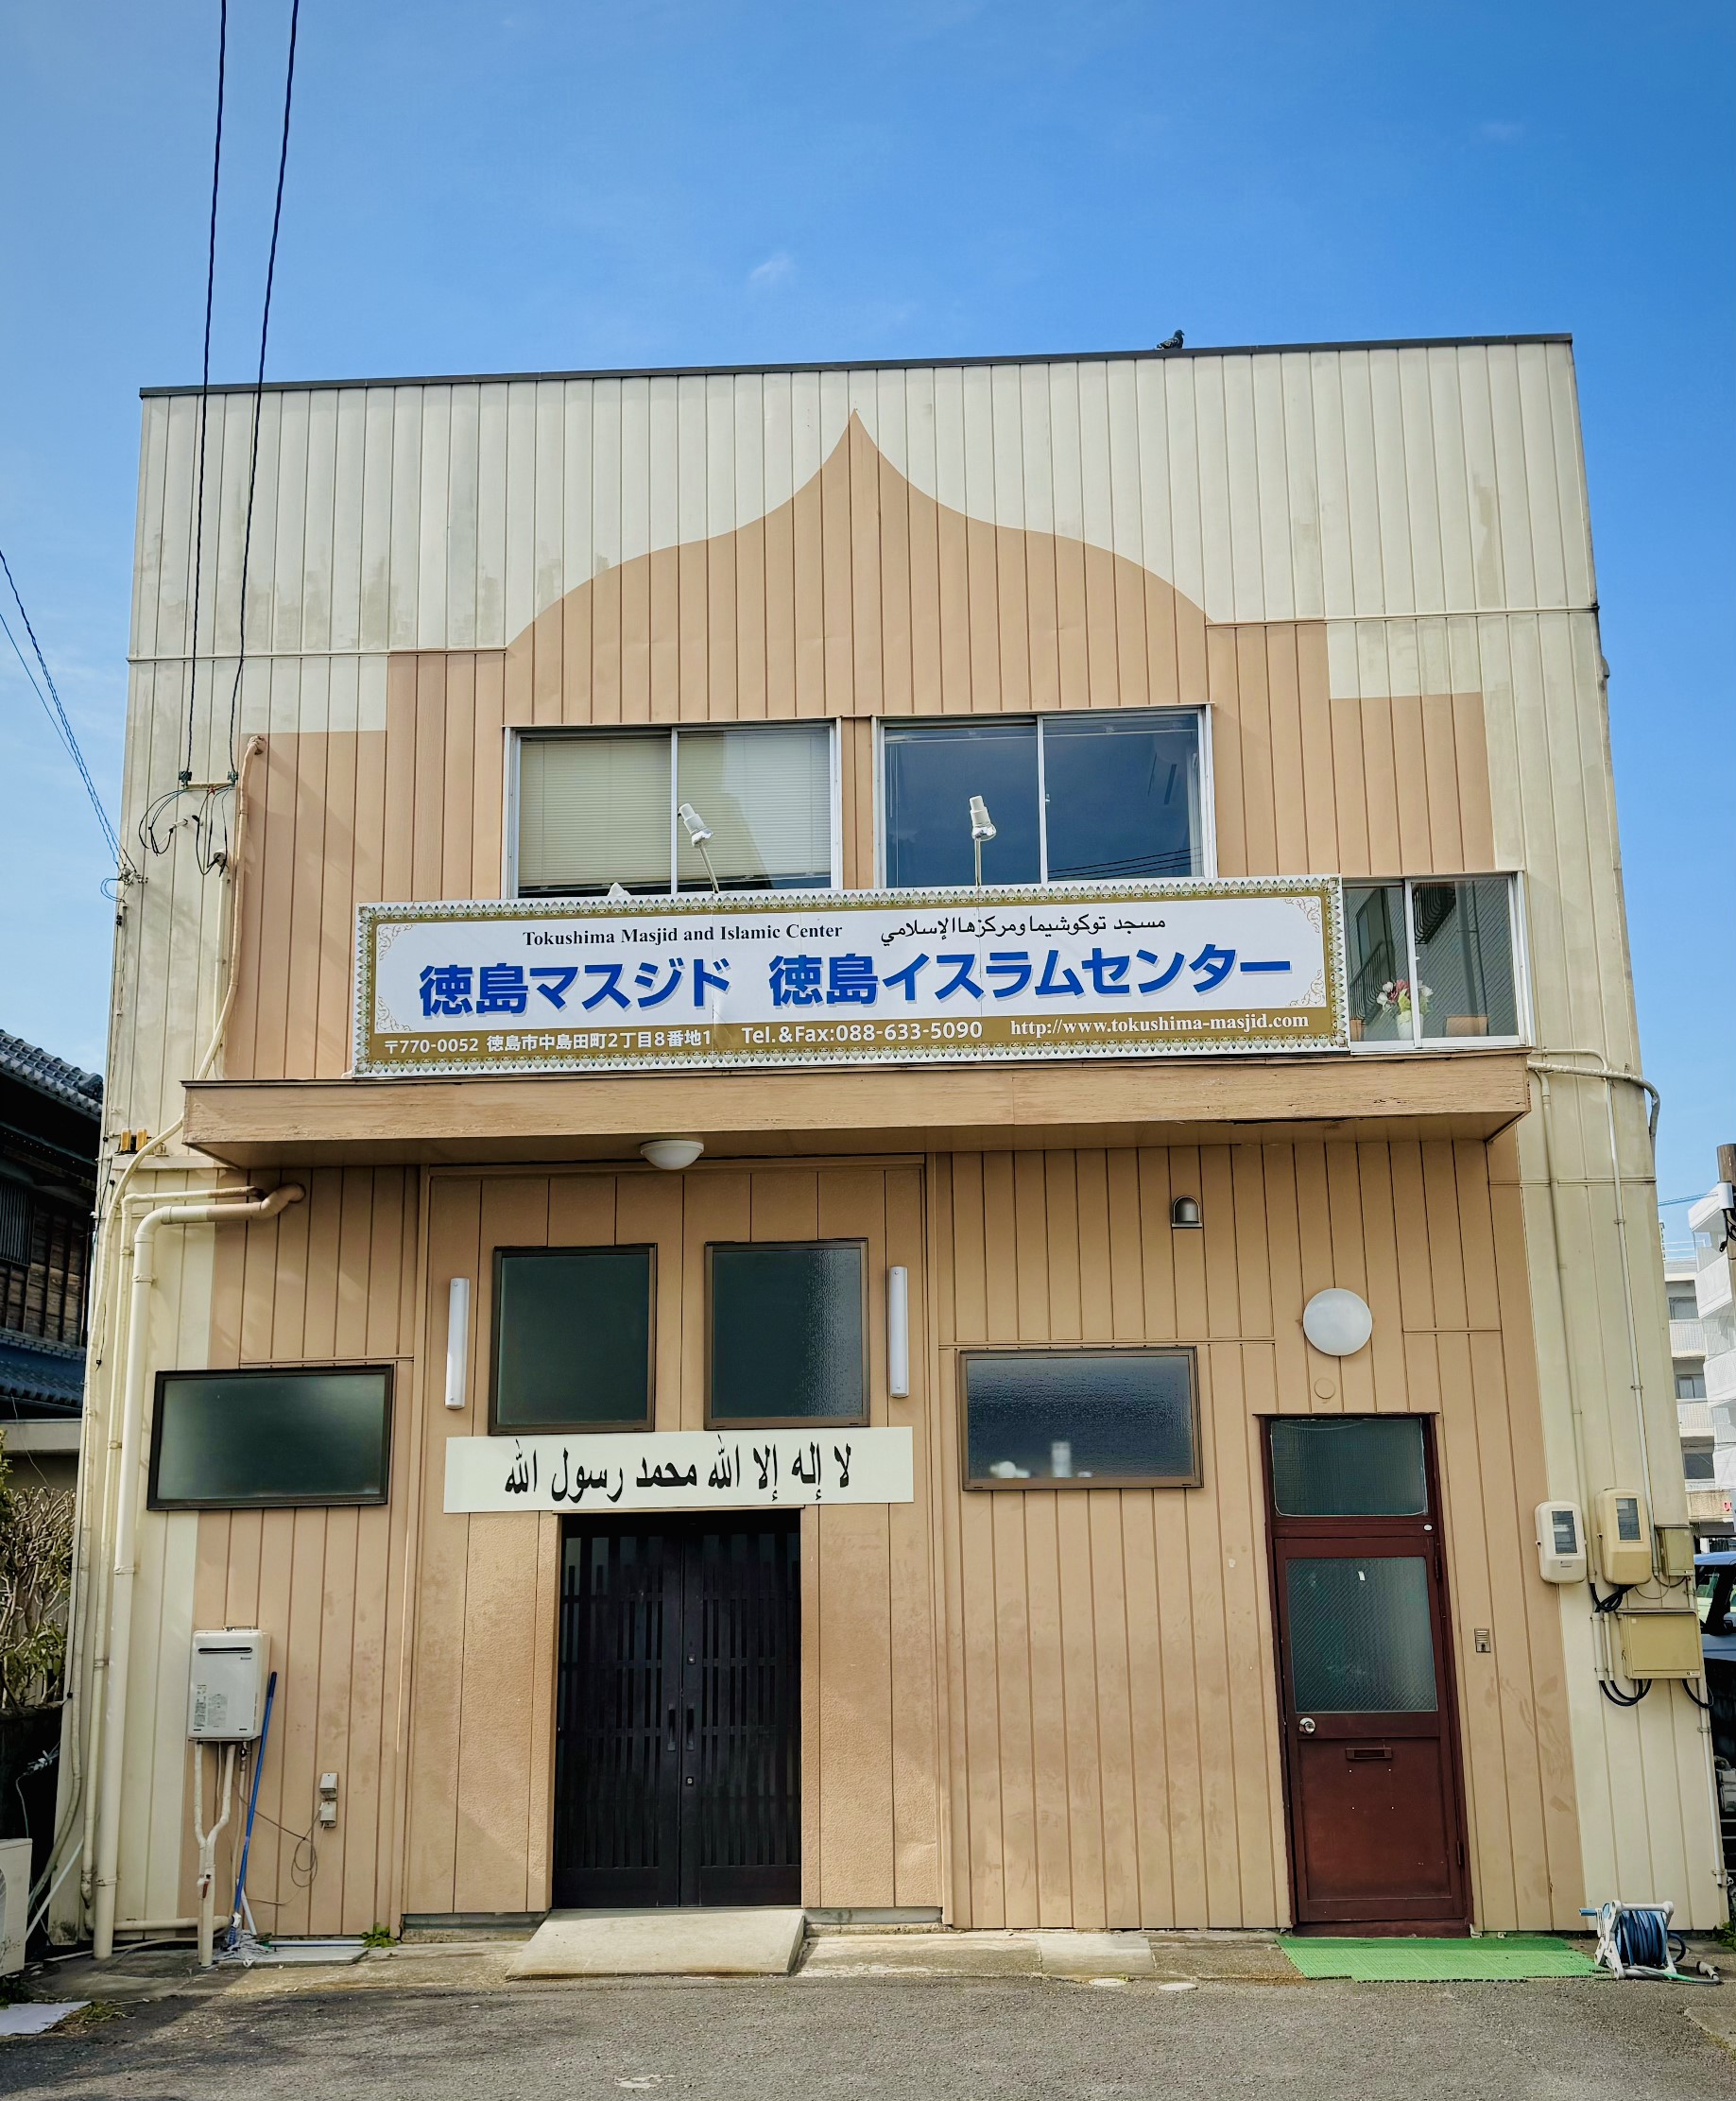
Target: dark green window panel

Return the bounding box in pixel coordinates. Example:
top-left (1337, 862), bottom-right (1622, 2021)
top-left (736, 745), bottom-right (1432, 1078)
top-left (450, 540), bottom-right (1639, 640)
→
top-left (708, 1243), bottom-right (867, 1425)
top-left (1285, 1556), bottom-right (1438, 1713)
top-left (1270, 1416), bottom-right (1427, 1517)
top-left (493, 1247), bottom-right (655, 1432)
top-left (149, 1367), bottom-right (391, 1509)
top-left (963, 1350), bottom-right (1199, 1488)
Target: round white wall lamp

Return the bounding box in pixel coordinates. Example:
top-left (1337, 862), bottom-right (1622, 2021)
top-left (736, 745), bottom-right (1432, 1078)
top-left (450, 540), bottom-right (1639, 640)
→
top-left (1301, 1287), bottom-right (1373, 1357)
top-left (640, 1137), bottom-right (705, 1172)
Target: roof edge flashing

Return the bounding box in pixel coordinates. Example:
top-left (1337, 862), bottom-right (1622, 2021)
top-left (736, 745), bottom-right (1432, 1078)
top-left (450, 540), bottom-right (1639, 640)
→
top-left (141, 334), bottom-right (1575, 401)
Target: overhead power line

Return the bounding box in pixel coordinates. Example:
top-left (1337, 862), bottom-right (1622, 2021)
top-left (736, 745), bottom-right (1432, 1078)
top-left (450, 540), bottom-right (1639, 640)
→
top-left (224, 0), bottom-right (301, 777)
top-left (0, 545), bottom-right (127, 876)
top-left (180, 0), bottom-right (230, 791)
top-left (143, 0), bottom-right (301, 873)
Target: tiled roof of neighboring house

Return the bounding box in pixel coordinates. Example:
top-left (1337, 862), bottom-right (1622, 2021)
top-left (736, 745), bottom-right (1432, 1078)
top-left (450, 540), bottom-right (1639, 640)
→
top-left (0, 1030), bottom-right (103, 1116)
top-left (0, 1329), bottom-right (85, 1415)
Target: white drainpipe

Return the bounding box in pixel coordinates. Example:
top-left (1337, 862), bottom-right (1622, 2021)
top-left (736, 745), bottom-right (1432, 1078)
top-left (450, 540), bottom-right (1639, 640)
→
top-left (90, 1183), bottom-right (304, 1961)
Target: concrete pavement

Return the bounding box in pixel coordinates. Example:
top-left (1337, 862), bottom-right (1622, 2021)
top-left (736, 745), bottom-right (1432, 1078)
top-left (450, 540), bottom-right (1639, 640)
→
top-left (1, 1971), bottom-right (1733, 2100)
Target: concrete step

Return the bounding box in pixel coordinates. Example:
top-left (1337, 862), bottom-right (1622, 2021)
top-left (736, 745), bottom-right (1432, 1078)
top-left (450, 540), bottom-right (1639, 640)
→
top-left (507, 1907), bottom-right (807, 1978)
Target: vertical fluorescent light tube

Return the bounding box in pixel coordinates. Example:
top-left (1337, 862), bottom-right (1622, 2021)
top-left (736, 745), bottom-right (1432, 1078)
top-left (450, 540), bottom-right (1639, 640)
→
top-left (886, 1266), bottom-right (910, 1399)
top-left (444, 1278), bottom-right (471, 1411)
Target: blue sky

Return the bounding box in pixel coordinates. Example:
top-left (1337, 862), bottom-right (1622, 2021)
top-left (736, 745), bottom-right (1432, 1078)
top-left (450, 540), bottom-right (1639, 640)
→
top-left (1, 0), bottom-right (1730, 1206)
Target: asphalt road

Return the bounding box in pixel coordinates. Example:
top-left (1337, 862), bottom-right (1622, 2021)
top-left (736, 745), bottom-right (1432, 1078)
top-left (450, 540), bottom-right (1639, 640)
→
top-left (1, 1976), bottom-right (1732, 2100)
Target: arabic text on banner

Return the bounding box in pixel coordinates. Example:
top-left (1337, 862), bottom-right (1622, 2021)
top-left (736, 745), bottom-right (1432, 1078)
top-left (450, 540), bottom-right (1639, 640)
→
top-left (443, 1427), bottom-right (916, 1515)
top-left (360, 880), bottom-right (1343, 1076)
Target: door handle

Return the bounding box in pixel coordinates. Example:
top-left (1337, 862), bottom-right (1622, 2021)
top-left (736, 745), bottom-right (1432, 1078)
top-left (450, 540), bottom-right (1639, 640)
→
top-left (1298, 1716), bottom-right (1316, 1734)
top-left (666, 1705), bottom-right (679, 1753)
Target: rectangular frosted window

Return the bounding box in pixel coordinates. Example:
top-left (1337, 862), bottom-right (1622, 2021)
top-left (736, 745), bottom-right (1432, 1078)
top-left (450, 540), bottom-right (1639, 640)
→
top-left (494, 1248), bottom-right (654, 1431)
top-left (709, 1243), bottom-right (866, 1424)
top-left (518, 733), bottom-right (672, 894)
top-left (883, 712), bottom-right (1204, 890)
top-left (963, 1350), bottom-right (1198, 1487)
top-left (1285, 1557), bottom-right (1438, 1713)
top-left (1343, 883), bottom-right (1410, 1042)
top-left (1413, 878), bottom-right (1519, 1040)
top-left (884, 720), bottom-right (1040, 888)
top-left (150, 1368), bottom-right (391, 1508)
top-left (1041, 713), bottom-right (1202, 881)
top-left (516, 726), bottom-right (833, 897)
top-left (1270, 1417), bottom-right (1428, 1517)
top-left (676, 726), bottom-right (832, 892)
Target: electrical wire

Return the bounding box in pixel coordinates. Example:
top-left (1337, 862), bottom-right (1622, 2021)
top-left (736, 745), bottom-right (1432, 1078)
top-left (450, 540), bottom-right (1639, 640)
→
top-left (1684, 1680), bottom-right (1711, 1712)
top-left (222, 0), bottom-right (301, 783)
top-left (141, 0), bottom-right (300, 870)
top-left (181, 0), bottom-right (228, 793)
top-left (239, 1802), bottom-right (318, 1903)
top-left (0, 550), bottom-right (128, 876)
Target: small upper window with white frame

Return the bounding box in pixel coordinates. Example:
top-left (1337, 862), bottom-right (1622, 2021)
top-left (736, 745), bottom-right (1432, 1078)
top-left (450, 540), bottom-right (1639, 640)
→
top-left (881, 708), bottom-right (1208, 889)
top-left (1343, 877), bottom-right (1526, 1046)
top-left (515, 724), bottom-right (836, 898)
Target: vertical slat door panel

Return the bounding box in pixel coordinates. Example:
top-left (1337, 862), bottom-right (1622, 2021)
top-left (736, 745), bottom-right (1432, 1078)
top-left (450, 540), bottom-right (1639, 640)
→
top-left (555, 1516), bottom-right (800, 1909)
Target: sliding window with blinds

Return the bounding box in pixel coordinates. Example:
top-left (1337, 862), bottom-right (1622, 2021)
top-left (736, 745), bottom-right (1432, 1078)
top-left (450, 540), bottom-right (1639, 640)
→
top-left (516, 726), bottom-right (835, 897)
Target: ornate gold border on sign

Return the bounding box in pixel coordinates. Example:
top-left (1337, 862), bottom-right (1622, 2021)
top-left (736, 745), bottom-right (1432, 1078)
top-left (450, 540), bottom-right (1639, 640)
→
top-left (352, 877), bottom-right (1348, 1078)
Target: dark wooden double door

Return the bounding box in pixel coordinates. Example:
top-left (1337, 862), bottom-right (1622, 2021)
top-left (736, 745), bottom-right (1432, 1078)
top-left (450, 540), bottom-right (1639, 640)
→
top-left (554, 1516), bottom-right (800, 1909)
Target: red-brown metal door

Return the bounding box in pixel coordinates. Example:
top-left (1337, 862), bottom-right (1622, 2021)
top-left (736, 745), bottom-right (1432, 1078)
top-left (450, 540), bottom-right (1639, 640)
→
top-left (1265, 1418), bottom-right (1470, 1933)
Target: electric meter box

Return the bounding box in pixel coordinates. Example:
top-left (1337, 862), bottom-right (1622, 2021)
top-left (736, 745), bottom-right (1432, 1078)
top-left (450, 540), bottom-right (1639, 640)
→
top-left (1593, 1490), bottom-right (1653, 1588)
top-left (187, 1629), bottom-right (268, 1741)
top-left (1614, 1610), bottom-right (1704, 1680)
top-left (1655, 1524), bottom-right (1696, 1582)
top-left (1534, 1501), bottom-right (1587, 1583)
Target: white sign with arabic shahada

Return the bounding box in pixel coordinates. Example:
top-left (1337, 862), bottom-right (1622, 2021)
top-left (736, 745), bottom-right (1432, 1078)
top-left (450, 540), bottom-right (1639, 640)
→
top-left (356, 879), bottom-right (1344, 1076)
top-left (444, 1428), bottom-right (915, 1516)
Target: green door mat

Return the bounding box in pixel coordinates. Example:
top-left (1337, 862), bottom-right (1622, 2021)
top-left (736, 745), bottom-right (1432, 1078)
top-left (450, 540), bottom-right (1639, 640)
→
top-left (1279, 1935), bottom-right (1602, 1982)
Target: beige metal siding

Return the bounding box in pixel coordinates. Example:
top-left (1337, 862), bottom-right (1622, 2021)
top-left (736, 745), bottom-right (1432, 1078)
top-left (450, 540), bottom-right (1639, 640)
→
top-left (79, 343), bottom-right (1717, 1939)
top-left (932, 1136), bottom-right (1581, 1929)
top-left (186, 1170), bottom-right (421, 1937)
top-left (395, 1163), bottom-right (937, 1919)
top-left (146, 1144), bottom-right (1589, 1933)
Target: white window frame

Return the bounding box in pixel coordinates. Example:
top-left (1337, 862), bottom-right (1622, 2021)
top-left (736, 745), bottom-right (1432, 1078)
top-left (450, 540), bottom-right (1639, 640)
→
top-left (1344, 872), bottom-right (1531, 1052)
top-left (875, 705), bottom-right (1215, 891)
top-left (508, 721), bottom-right (843, 899)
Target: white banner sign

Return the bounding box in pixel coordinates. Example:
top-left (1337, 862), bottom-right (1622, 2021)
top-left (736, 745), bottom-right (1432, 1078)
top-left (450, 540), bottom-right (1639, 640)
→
top-left (357, 880), bottom-right (1343, 1076)
top-left (444, 1427), bottom-right (914, 1515)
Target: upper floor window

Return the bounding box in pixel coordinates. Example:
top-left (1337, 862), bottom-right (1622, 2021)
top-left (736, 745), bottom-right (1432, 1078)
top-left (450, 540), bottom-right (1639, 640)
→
top-left (515, 725), bottom-right (835, 898)
top-left (0, 1184), bottom-right (89, 1346)
top-left (882, 710), bottom-right (1207, 889)
top-left (1343, 876), bottom-right (1524, 1047)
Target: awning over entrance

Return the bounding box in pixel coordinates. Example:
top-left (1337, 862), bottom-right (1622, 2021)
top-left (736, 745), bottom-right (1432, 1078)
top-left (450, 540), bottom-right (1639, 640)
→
top-left (181, 1050), bottom-right (1530, 1168)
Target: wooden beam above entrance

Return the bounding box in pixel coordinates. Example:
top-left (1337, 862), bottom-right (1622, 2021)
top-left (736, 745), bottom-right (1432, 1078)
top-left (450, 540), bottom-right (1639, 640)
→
top-left (180, 1051), bottom-right (1531, 1168)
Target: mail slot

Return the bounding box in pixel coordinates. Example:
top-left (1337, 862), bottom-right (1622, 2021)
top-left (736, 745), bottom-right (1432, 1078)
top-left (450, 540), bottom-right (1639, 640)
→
top-left (1346, 1744), bottom-right (1394, 1764)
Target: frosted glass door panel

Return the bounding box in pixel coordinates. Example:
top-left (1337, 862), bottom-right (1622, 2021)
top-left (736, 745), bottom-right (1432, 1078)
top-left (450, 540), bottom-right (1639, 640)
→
top-left (1285, 1556), bottom-right (1438, 1713)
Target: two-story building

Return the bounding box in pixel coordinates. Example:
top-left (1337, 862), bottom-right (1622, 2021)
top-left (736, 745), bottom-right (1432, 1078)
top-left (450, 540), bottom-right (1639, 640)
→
top-left (0, 1029), bottom-right (99, 1493)
top-left (56, 337), bottom-right (1721, 1953)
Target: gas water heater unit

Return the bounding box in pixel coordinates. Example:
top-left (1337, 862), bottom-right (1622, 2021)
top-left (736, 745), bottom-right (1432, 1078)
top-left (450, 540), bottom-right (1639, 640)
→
top-left (187, 1629), bottom-right (269, 1741)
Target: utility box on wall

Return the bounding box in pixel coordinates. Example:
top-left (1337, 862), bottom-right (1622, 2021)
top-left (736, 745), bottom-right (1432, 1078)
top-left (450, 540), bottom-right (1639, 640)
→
top-left (1614, 1612), bottom-right (1704, 1680)
top-left (187, 1629), bottom-right (268, 1740)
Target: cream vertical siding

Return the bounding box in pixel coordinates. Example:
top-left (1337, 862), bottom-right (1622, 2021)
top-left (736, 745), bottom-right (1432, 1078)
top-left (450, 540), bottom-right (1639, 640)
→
top-left (71, 340), bottom-right (1716, 1939)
